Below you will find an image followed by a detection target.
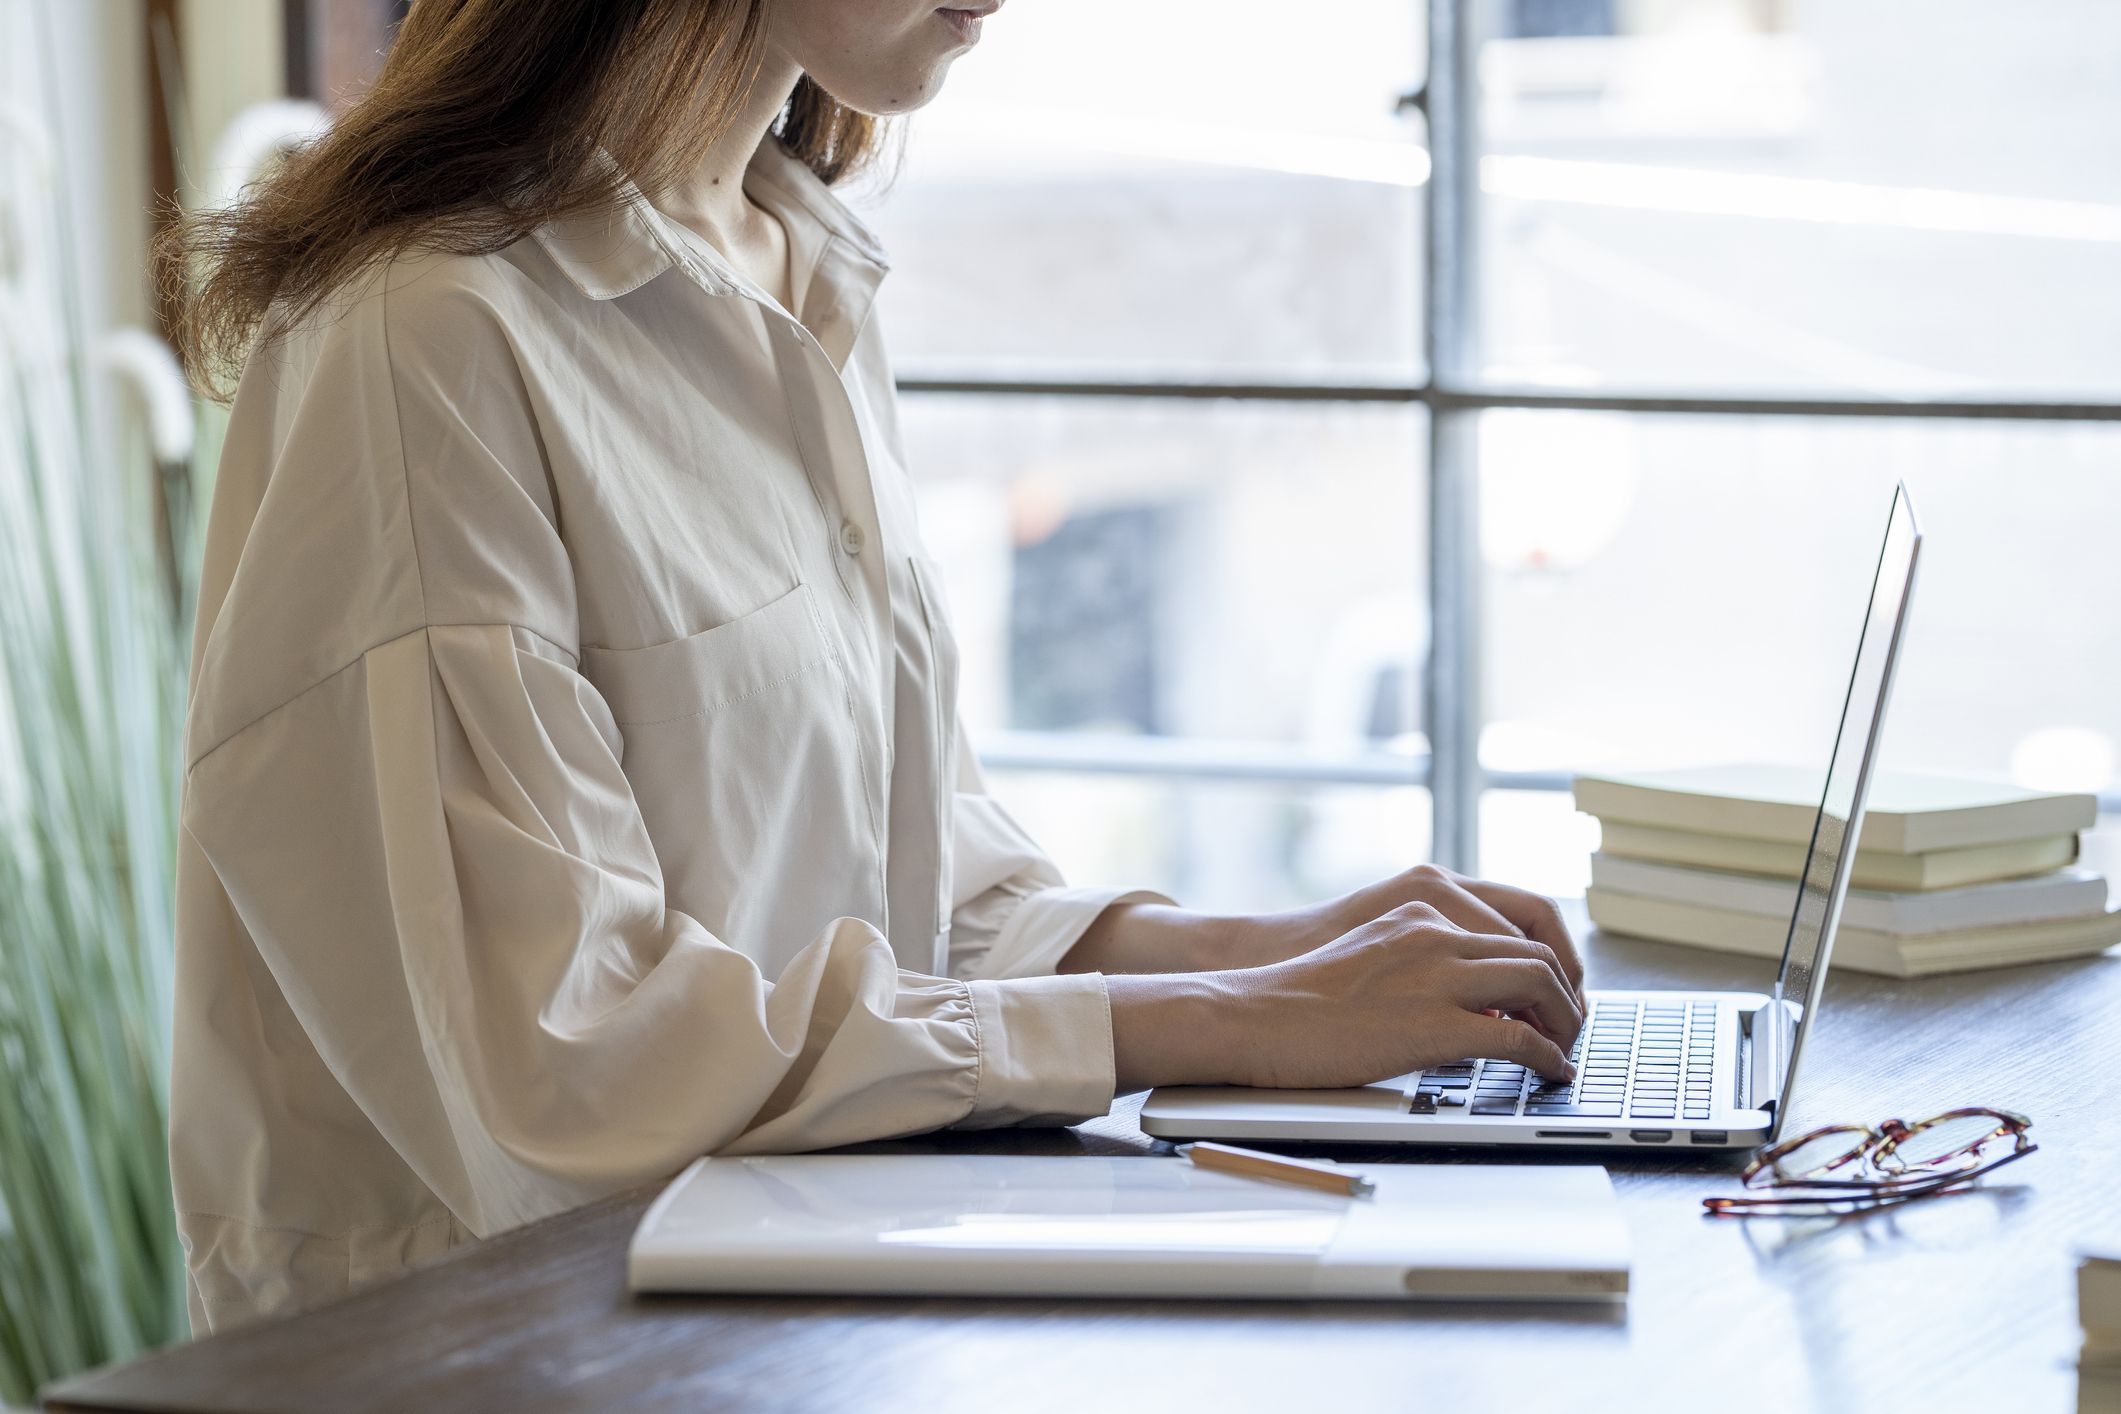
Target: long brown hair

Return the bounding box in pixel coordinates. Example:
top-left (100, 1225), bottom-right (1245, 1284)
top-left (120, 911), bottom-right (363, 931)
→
top-left (157, 0), bottom-right (883, 401)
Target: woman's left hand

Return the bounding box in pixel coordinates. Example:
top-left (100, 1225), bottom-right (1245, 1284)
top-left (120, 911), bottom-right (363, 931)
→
top-left (1063, 865), bottom-right (1584, 1009)
top-left (1214, 864), bottom-right (1585, 1006)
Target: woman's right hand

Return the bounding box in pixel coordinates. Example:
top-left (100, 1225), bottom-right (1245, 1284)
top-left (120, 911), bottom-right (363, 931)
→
top-left (1104, 901), bottom-right (1583, 1095)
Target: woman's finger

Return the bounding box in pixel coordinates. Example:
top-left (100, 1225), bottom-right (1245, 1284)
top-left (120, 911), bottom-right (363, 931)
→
top-left (1454, 876), bottom-right (1585, 1002)
top-left (1414, 877), bottom-right (1526, 944)
top-left (1453, 956), bottom-right (1584, 1050)
top-left (1444, 1011), bottom-right (1574, 1081)
top-left (1448, 931), bottom-right (1574, 1010)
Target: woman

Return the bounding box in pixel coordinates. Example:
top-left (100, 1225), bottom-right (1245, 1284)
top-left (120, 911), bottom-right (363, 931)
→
top-left (163, 0), bottom-right (1585, 1335)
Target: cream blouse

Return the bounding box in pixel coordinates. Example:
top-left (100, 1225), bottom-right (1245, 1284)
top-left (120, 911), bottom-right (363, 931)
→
top-left (170, 132), bottom-right (1168, 1335)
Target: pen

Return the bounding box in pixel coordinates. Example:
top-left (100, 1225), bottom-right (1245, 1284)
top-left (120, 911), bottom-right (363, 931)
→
top-left (1176, 1141), bottom-right (1377, 1198)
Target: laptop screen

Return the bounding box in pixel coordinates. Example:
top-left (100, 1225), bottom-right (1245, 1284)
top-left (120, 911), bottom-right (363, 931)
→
top-left (1762, 485), bottom-right (1922, 1125)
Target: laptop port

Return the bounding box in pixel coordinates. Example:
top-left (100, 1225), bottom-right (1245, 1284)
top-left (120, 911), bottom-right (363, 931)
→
top-left (1535, 1130), bottom-right (1610, 1139)
top-left (1690, 1131), bottom-right (1730, 1145)
top-left (1629, 1129), bottom-right (1674, 1143)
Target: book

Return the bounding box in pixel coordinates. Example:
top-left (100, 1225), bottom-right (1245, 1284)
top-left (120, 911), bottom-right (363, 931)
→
top-left (1573, 764), bottom-right (2096, 854)
top-left (2085, 1253), bottom-right (2121, 1371)
top-left (1585, 887), bottom-right (2121, 978)
top-left (2089, 1253), bottom-right (2121, 1336)
top-left (1596, 819), bottom-right (2078, 891)
top-left (1588, 853), bottom-right (2110, 936)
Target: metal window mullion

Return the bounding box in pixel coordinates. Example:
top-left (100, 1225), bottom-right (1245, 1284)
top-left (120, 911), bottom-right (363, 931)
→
top-left (1423, 0), bottom-right (1483, 872)
top-left (895, 377), bottom-right (2121, 424)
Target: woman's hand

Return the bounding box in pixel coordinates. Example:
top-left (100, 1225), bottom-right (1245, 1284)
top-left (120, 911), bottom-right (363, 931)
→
top-left (1065, 863), bottom-right (1584, 1010)
top-left (1220, 864), bottom-right (1584, 1001)
top-left (1103, 898), bottom-right (1584, 1095)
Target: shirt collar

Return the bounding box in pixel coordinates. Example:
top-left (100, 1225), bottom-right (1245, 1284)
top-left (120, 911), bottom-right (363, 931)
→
top-left (530, 133), bottom-right (889, 304)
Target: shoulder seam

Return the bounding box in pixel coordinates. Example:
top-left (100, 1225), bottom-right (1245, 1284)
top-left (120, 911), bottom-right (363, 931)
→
top-left (183, 621), bottom-right (580, 780)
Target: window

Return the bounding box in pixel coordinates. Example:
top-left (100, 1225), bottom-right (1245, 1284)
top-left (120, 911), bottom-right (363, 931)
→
top-left (868, 1), bottom-right (2121, 903)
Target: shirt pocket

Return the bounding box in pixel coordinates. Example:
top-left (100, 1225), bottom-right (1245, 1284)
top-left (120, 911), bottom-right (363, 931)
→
top-left (578, 581), bottom-right (880, 965)
top-left (580, 582), bottom-right (834, 727)
top-left (909, 555), bottom-right (962, 927)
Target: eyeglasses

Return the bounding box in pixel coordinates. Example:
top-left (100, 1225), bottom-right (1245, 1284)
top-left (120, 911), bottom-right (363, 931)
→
top-left (1702, 1107), bottom-right (2036, 1216)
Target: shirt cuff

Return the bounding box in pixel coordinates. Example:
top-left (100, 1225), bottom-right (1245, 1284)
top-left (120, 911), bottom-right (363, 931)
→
top-left (976, 884), bottom-right (1178, 981)
top-left (956, 973), bottom-right (1116, 1128)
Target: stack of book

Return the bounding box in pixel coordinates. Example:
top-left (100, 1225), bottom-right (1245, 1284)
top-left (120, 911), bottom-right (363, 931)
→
top-left (1575, 764), bottom-right (2120, 978)
top-left (2085, 1252), bottom-right (2121, 1378)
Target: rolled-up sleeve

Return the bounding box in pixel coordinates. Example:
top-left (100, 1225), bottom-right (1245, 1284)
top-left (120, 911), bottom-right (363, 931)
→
top-left (945, 728), bottom-right (1177, 983)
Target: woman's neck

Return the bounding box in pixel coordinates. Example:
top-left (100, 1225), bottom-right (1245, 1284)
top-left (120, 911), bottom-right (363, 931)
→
top-left (656, 53), bottom-right (805, 241)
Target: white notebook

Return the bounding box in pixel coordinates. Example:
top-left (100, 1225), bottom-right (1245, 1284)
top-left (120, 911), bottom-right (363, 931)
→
top-left (627, 1153), bottom-right (1629, 1302)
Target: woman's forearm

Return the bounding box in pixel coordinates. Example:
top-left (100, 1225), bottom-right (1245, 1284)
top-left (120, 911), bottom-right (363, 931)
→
top-left (1057, 901), bottom-right (1268, 975)
top-left (1055, 902), bottom-right (1208, 974)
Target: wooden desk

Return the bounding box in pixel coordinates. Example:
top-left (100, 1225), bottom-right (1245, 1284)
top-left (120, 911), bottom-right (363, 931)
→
top-left (43, 910), bottom-right (2120, 1413)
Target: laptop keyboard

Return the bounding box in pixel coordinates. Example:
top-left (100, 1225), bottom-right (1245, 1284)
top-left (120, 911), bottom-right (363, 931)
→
top-left (1409, 1000), bottom-right (1721, 1122)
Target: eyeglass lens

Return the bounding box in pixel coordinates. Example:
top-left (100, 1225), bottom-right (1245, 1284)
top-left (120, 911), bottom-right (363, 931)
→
top-left (1876, 1112), bottom-right (2014, 1172)
top-left (1767, 1126), bottom-right (1876, 1182)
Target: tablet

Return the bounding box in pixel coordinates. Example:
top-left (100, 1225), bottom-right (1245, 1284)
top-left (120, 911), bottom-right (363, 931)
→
top-left (627, 1153), bottom-right (1628, 1301)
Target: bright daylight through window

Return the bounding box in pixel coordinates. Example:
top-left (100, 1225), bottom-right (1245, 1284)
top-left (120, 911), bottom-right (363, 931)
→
top-left (851, 0), bottom-right (2121, 910)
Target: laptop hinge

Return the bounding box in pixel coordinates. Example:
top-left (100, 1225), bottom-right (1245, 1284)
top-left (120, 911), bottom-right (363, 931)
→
top-left (1744, 1001), bottom-right (1785, 1117)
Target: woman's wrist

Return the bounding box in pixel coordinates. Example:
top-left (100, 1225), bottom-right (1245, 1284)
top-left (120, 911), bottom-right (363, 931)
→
top-left (1104, 969), bottom-right (1258, 1092)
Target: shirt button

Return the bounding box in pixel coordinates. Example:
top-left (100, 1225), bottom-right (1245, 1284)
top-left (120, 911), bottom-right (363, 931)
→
top-left (839, 521), bottom-right (865, 556)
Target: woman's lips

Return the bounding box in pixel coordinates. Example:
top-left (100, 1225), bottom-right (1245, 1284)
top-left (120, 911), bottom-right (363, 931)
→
top-left (935, 6), bottom-right (992, 44)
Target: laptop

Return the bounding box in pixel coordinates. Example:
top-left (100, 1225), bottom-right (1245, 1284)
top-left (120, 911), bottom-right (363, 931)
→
top-left (1141, 483), bottom-right (1923, 1153)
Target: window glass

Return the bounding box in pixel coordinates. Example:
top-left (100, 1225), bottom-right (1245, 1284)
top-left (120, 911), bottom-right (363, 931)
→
top-left (902, 396), bottom-right (1426, 751)
top-left (990, 772), bottom-right (1433, 915)
top-left (1474, 0), bottom-right (2121, 397)
top-left (1479, 412), bottom-right (2121, 887)
top-left (852, 0), bottom-right (1426, 383)
top-left (1481, 789), bottom-right (1602, 899)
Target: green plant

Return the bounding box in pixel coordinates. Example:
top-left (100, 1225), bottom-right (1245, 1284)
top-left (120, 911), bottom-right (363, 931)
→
top-left (0, 13), bottom-right (206, 1402)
